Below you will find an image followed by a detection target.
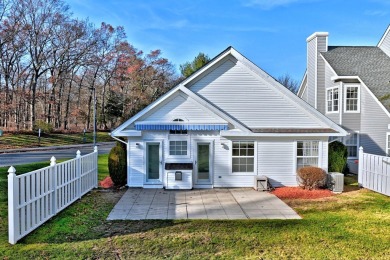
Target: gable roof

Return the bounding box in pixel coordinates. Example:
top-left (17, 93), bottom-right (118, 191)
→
top-left (321, 46), bottom-right (390, 111)
top-left (112, 47), bottom-right (347, 137)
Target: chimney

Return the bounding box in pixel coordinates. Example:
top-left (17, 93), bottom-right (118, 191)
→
top-left (306, 32), bottom-right (328, 109)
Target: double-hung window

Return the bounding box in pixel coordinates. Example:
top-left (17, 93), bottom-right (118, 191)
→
top-left (387, 133), bottom-right (390, 156)
top-left (326, 87), bottom-right (339, 113)
top-left (344, 85), bottom-right (360, 112)
top-left (232, 141), bottom-right (255, 173)
top-left (296, 141), bottom-right (319, 170)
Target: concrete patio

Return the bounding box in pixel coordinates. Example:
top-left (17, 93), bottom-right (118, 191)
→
top-left (107, 188), bottom-right (301, 220)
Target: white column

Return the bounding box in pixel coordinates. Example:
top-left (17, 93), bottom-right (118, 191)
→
top-left (358, 146), bottom-right (363, 187)
top-left (8, 166), bottom-right (18, 245)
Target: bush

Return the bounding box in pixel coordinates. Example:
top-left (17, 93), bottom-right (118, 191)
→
top-left (33, 120), bottom-right (53, 133)
top-left (328, 141), bottom-right (348, 173)
top-left (108, 141), bottom-right (127, 186)
top-left (297, 166), bottom-right (327, 190)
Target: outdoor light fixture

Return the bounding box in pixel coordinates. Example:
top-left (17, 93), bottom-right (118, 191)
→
top-left (136, 143), bottom-right (140, 148)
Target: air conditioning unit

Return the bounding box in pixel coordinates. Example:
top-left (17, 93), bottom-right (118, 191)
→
top-left (254, 176), bottom-right (268, 191)
top-left (328, 172), bottom-right (344, 193)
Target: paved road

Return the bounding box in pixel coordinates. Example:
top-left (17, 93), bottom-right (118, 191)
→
top-left (0, 143), bottom-right (115, 167)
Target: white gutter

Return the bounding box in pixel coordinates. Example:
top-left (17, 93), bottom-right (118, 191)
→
top-left (109, 133), bottom-right (127, 145)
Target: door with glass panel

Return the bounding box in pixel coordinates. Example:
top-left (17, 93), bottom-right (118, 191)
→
top-left (195, 142), bottom-right (212, 184)
top-left (146, 142), bottom-right (161, 182)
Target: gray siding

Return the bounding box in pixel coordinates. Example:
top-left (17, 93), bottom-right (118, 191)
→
top-left (307, 39), bottom-right (316, 107)
top-left (323, 64), bottom-right (340, 122)
top-left (379, 27), bottom-right (390, 57)
top-left (360, 86), bottom-right (390, 155)
top-left (188, 57), bottom-right (326, 129)
top-left (316, 37), bottom-right (327, 110)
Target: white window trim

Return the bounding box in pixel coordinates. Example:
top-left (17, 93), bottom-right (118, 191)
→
top-left (167, 132), bottom-right (191, 159)
top-left (296, 140), bottom-right (321, 170)
top-left (230, 141), bottom-right (257, 175)
top-left (144, 139), bottom-right (164, 184)
top-left (343, 85), bottom-right (360, 113)
top-left (345, 132), bottom-right (359, 159)
top-left (326, 86), bottom-right (340, 114)
top-left (387, 133), bottom-right (390, 156)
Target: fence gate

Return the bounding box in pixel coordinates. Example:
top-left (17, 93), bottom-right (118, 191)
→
top-left (358, 147), bottom-right (390, 196)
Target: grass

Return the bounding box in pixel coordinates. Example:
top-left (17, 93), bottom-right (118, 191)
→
top-left (0, 131), bottom-right (113, 150)
top-left (0, 161), bottom-right (389, 259)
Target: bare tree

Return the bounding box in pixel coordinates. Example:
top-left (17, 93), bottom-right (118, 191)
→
top-left (278, 74), bottom-right (299, 93)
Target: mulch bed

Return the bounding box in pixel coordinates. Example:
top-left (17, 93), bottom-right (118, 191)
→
top-left (271, 187), bottom-right (333, 199)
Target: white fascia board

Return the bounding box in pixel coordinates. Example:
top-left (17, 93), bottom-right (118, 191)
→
top-left (297, 70), bottom-right (307, 97)
top-left (306, 32), bottom-right (329, 42)
top-left (110, 85), bottom-right (184, 136)
top-left (331, 75), bottom-right (360, 81)
top-left (221, 131), bottom-right (347, 137)
top-left (111, 130), bottom-right (142, 137)
top-left (180, 47), bottom-right (233, 86)
top-left (230, 50), bottom-right (347, 136)
top-left (359, 77), bottom-right (390, 119)
top-left (378, 25), bottom-right (390, 47)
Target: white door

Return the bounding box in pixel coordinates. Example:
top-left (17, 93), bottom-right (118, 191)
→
top-left (195, 142), bottom-right (212, 185)
top-left (146, 142), bottom-right (162, 183)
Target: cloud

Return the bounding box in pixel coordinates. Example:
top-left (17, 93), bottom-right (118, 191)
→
top-left (242, 0), bottom-right (303, 9)
top-left (364, 10), bottom-right (388, 16)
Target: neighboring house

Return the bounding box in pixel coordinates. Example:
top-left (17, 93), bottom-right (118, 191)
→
top-left (111, 47), bottom-right (347, 189)
top-left (298, 26), bottom-right (390, 173)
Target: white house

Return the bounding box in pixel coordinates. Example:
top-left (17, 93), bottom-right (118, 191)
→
top-left (111, 47), bottom-right (347, 189)
top-left (297, 25), bottom-right (390, 173)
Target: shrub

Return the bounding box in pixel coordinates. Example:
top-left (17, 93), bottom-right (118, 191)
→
top-left (33, 120), bottom-right (53, 133)
top-left (297, 166), bottom-right (327, 190)
top-left (108, 141), bottom-right (127, 186)
top-left (328, 141), bottom-right (348, 173)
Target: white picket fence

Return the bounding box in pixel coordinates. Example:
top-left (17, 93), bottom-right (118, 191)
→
top-left (358, 147), bottom-right (390, 196)
top-left (8, 147), bottom-right (98, 244)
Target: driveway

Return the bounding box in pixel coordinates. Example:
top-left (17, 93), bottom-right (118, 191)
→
top-left (107, 188), bottom-right (301, 220)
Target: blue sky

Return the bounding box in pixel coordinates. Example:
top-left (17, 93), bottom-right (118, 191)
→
top-left (65, 0), bottom-right (390, 82)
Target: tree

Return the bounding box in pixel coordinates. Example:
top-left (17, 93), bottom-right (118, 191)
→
top-left (180, 52), bottom-right (210, 78)
top-left (277, 74), bottom-right (299, 93)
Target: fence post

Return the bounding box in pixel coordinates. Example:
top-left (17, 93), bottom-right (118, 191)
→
top-left (94, 146), bottom-right (98, 188)
top-left (76, 150), bottom-right (81, 198)
top-left (358, 146), bottom-right (363, 187)
top-left (50, 156), bottom-right (57, 215)
top-left (8, 166), bottom-right (18, 245)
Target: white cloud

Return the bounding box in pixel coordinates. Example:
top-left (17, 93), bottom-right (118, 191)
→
top-left (364, 10), bottom-right (388, 16)
top-left (242, 0), bottom-right (302, 9)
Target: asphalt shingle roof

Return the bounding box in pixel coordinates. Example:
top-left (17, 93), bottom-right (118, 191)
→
top-left (321, 46), bottom-right (390, 112)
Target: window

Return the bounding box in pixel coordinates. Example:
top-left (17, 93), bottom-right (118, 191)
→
top-left (297, 141), bottom-right (319, 169)
top-left (232, 141), bottom-right (255, 173)
top-left (326, 87), bottom-right (339, 112)
top-left (169, 129), bottom-right (187, 135)
top-left (344, 86), bottom-right (360, 112)
top-left (169, 141), bottom-right (187, 155)
top-left (344, 133), bottom-right (358, 158)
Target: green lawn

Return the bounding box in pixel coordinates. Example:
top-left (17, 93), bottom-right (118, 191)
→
top-left (0, 131), bottom-right (113, 150)
top-left (0, 161), bottom-right (389, 259)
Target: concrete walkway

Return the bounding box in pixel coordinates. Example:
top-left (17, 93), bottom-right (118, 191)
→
top-left (107, 188), bottom-right (301, 220)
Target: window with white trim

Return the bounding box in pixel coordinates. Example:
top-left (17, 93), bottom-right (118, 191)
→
top-left (232, 141), bottom-right (255, 173)
top-left (343, 133), bottom-right (359, 158)
top-left (169, 140), bottom-right (187, 155)
top-left (387, 133), bottom-right (390, 156)
top-left (326, 87), bottom-right (339, 112)
top-left (297, 141), bottom-right (319, 169)
top-left (344, 86), bottom-right (360, 112)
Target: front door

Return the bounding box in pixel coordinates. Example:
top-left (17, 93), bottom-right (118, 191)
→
top-left (195, 142), bottom-right (212, 185)
top-left (146, 142), bottom-right (161, 183)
